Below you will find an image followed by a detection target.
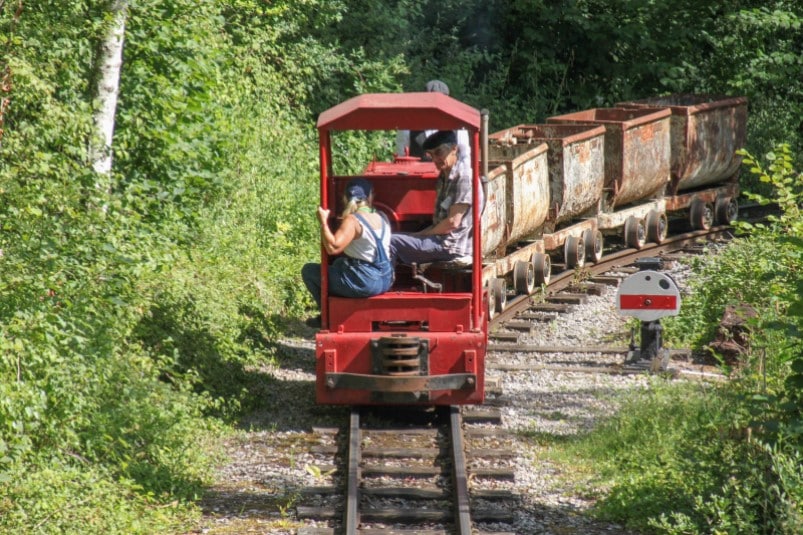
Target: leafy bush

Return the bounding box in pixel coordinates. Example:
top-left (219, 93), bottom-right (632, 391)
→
top-left (649, 441), bottom-right (803, 534)
top-left (0, 1), bottom-right (242, 530)
top-left (665, 145), bottom-right (802, 350)
top-left (0, 458), bottom-right (200, 534)
top-left (735, 145), bottom-right (803, 444)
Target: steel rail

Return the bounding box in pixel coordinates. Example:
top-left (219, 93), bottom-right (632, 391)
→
top-left (448, 406), bottom-right (473, 534)
top-left (344, 408), bottom-right (361, 535)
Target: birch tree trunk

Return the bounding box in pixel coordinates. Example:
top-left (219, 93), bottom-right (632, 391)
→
top-left (91, 0), bottom-right (128, 191)
top-left (0, 0), bottom-right (23, 150)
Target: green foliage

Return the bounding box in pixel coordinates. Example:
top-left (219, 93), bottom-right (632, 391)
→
top-left (715, 6), bottom-right (803, 162)
top-left (221, 0), bottom-right (407, 117)
top-left (556, 382), bottom-right (803, 533)
top-left (648, 441), bottom-right (803, 534)
top-left (579, 146), bottom-right (803, 533)
top-left (114, 0), bottom-right (237, 231)
top-left (739, 144), bottom-right (803, 237)
top-left (328, 1), bottom-right (803, 160)
top-left (666, 145), bottom-right (803, 349)
top-left (1, 0), bottom-right (802, 532)
top-left (663, 236), bottom-right (795, 350)
top-left (733, 145), bottom-right (803, 443)
top-left (0, 458), bottom-right (200, 534)
top-left (565, 382), bottom-right (735, 525)
top-left (0, 1), bottom-right (242, 530)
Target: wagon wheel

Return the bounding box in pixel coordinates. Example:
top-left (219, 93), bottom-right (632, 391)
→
top-left (531, 252), bottom-right (551, 286)
top-left (490, 277), bottom-right (507, 314)
top-left (583, 228), bottom-right (604, 263)
top-left (513, 260), bottom-right (535, 295)
top-left (486, 284), bottom-right (496, 320)
top-left (690, 198), bottom-right (714, 230)
top-left (624, 216), bottom-right (646, 249)
top-left (646, 210), bottom-right (668, 244)
top-left (715, 196), bottom-right (738, 224)
top-left (564, 234), bottom-right (586, 268)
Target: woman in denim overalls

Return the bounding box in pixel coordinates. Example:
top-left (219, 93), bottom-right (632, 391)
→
top-left (302, 178), bottom-right (394, 327)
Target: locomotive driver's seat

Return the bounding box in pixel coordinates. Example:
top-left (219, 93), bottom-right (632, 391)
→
top-left (410, 256), bottom-right (473, 293)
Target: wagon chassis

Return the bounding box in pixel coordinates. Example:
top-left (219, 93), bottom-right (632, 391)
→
top-left (489, 222), bottom-right (738, 328)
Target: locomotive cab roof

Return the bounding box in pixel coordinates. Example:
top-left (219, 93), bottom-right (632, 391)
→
top-left (317, 92), bottom-right (481, 132)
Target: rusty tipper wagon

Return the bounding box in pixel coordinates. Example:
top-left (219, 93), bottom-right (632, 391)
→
top-left (314, 92), bottom-right (487, 406)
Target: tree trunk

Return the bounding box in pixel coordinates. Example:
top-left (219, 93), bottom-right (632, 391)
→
top-left (91, 0), bottom-right (128, 189)
top-left (0, 0), bottom-right (24, 150)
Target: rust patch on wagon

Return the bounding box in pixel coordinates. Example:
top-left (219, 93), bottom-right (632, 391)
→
top-left (489, 123), bottom-right (605, 225)
top-left (483, 143), bottom-right (550, 251)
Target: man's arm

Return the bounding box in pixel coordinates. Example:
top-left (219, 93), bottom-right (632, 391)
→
top-left (418, 203), bottom-right (469, 236)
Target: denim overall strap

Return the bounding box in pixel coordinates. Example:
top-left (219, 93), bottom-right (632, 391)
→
top-left (353, 213), bottom-right (389, 264)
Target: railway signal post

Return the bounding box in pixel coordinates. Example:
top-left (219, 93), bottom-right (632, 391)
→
top-left (617, 258), bottom-right (681, 370)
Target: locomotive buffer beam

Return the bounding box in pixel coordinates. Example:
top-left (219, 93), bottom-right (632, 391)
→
top-left (324, 335), bottom-right (478, 401)
top-left (324, 372), bottom-right (477, 393)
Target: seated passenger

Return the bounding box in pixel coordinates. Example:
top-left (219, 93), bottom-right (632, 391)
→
top-left (302, 178), bottom-right (394, 327)
top-left (390, 130), bottom-right (478, 267)
top-left (395, 80), bottom-right (471, 161)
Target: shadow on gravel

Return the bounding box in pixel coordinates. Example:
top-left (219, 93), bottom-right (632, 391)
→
top-left (236, 372), bottom-right (349, 433)
top-left (232, 315), bottom-right (350, 433)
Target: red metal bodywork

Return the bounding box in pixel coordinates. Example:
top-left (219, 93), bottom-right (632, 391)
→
top-left (314, 93), bottom-right (486, 406)
top-left (316, 295), bottom-right (486, 405)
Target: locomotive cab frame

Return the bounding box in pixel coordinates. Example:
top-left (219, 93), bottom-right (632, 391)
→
top-left (314, 92), bottom-right (488, 406)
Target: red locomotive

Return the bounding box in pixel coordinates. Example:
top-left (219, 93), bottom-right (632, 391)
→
top-left (314, 92), bottom-right (487, 406)
top-left (312, 91), bottom-right (746, 406)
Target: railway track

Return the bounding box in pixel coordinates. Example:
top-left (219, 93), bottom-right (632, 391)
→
top-left (298, 405), bottom-right (518, 535)
top-left (490, 199), bottom-right (777, 332)
top-left (485, 215), bottom-right (762, 382)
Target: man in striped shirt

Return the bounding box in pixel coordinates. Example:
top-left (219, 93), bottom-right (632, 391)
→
top-left (390, 130), bottom-right (477, 266)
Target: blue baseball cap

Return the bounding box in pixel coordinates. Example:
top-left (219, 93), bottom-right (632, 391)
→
top-left (345, 178), bottom-right (373, 201)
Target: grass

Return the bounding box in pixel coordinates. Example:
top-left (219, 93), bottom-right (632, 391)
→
top-left (531, 374), bottom-right (802, 533)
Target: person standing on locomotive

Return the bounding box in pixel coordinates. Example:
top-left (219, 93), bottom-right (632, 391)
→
top-left (301, 178), bottom-right (394, 327)
top-left (390, 130), bottom-right (477, 266)
top-left (395, 80), bottom-right (471, 161)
